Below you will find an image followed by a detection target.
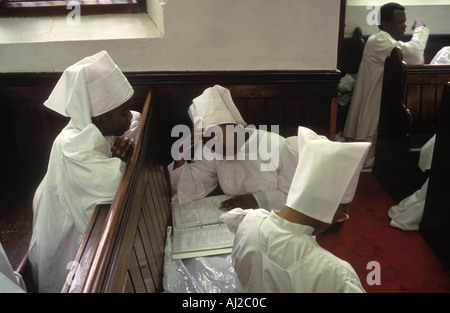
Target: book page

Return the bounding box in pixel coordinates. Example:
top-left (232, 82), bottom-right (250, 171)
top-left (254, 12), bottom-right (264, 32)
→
top-left (172, 224), bottom-right (234, 259)
top-left (172, 195), bottom-right (232, 229)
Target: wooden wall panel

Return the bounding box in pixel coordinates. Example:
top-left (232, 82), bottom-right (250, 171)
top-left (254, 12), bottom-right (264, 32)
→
top-left (420, 85), bottom-right (437, 128)
top-left (406, 85), bottom-right (422, 129)
top-left (137, 215), bottom-right (160, 292)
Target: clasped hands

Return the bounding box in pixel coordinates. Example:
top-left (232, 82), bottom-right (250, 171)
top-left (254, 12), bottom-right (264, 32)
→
top-left (412, 19), bottom-right (426, 30)
top-left (112, 136), bottom-right (134, 162)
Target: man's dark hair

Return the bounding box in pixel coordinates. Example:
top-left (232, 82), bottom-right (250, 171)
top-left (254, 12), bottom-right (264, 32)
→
top-left (380, 2), bottom-right (405, 23)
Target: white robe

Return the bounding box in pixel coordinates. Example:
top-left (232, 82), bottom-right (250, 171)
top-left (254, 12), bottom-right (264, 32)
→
top-left (0, 242), bottom-right (26, 293)
top-left (220, 209), bottom-right (365, 293)
top-left (388, 135), bottom-right (435, 231)
top-left (168, 130), bottom-right (298, 211)
top-left (343, 27), bottom-right (430, 142)
top-left (28, 112), bottom-right (140, 293)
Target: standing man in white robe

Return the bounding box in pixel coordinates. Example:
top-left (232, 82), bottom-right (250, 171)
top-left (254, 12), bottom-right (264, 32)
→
top-left (168, 85), bottom-right (298, 212)
top-left (220, 127), bottom-right (370, 293)
top-left (343, 2), bottom-right (429, 168)
top-left (28, 51), bottom-right (140, 293)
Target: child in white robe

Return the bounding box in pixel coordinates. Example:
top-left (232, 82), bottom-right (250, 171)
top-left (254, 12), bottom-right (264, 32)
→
top-left (28, 51), bottom-right (140, 293)
top-left (388, 135), bottom-right (435, 231)
top-left (220, 126), bottom-right (370, 293)
top-left (168, 85), bottom-right (298, 212)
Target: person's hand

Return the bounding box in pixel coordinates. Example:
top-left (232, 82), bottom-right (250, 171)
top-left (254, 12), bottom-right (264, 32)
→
top-left (412, 19), bottom-right (426, 30)
top-left (219, 195), bottom-right (258, 211)
top-left (112, 136), bottom-right (134, 162)
top-left (173, 120), bottom-right (204, 169)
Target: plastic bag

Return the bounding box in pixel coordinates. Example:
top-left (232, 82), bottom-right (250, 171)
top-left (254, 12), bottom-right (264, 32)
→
top-left (163, 227), bottom-right (242, 293)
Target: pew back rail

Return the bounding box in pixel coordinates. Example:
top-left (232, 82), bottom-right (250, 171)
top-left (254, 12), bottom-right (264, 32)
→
top-left (62, 91), bottom-right (172, 293)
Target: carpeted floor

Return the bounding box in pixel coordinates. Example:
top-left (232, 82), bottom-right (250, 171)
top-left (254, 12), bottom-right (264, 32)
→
top-left (317, 172), bottom-right (450, 293)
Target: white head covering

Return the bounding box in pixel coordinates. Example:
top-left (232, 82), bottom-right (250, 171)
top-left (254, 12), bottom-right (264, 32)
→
top-left (430, 46), bottom-right (450, 65)
top-left (44, 50), bottom-right (134, 129)
top-left (286, 127), bottom-right (371, 224)
top-left (188, 85), bottom-right (247, 129)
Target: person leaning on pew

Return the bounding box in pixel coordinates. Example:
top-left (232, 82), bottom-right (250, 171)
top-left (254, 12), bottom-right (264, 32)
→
top-left (220, 127), bottom-right (371, 293)
top-left (28, 51), bottom-right (140, 293)
top-left (168, 85), bottom-right (299, 213)
top-left (342, 2), bottom-right (429, 169)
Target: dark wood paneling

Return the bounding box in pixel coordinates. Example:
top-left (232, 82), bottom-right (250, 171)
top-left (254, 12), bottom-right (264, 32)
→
top-left (405, 66), bottom-right (450, 142)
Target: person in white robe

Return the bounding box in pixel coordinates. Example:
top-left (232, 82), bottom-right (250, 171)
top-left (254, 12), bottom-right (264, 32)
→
top-left (168, 85), bottom-right (298, 212)
top-left (0, 242), bottom-right (26, 293)
top-left (220, 126), bottom-right (371, 293)
top-left (388, 135), bottom-right (435, 231)
top-left (343, 2), bottom-right (429, 168)
top-left (28, 50), bottom-right (140, 293)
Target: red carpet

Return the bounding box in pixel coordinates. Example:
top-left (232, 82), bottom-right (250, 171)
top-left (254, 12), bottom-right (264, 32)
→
top-left (317, 172), bottom-right (450, 293)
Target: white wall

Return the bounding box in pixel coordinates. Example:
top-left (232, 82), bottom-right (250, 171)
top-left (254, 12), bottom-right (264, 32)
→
top-left (345, 1), bottom-right (450, 37)
top-left (0, 0), bottom-right (341, 73)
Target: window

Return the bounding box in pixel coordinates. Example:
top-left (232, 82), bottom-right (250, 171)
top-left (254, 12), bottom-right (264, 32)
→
top-left (0, 0), bottom-right (146, 17)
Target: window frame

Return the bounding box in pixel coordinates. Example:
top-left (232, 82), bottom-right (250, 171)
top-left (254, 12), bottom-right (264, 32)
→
top-left (0, 0), bottom-right (147, 17)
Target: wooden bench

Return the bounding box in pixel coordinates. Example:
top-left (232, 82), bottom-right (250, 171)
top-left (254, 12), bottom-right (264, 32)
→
top-left (420, 82), bottom-right (450, 268)
top-left (373, 46), bottom-right (450, 201)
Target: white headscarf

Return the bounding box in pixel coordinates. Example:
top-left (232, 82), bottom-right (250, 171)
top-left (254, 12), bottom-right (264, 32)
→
top-left (44, 50), bottom-right (134, 129)
top-left (286, 127), bottom-right (370, 224)
top-left (188, 85), bottom-right (247, 129)
top-left (430, 46), bottom-right (450, 65)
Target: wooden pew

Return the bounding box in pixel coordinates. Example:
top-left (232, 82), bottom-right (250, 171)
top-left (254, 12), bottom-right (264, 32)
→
top-left (62, 90), bottom-right (173, 292)
top-left (420, 82), bottom-right (450, 268)
top-left (373, 46), bottom-right (450, 201)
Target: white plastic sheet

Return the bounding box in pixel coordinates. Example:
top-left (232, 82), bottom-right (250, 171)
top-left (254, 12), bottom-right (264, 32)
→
top-left (163, 227), bottom-right (242, 293)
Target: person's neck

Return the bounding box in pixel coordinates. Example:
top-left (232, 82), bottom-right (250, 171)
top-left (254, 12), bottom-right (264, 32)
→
top-left (276, 206), bottom-right (324, 235)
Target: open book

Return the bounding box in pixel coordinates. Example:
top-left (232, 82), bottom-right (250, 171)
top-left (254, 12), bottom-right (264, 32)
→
top-left (171, 195), bottom-right (235, 259)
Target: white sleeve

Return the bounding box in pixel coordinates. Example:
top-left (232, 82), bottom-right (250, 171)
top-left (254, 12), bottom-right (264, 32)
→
top-left (343, 280), bottom-right (366, 293)
top-left (167, 159), bottom-right (219, 205)
top-left (123, 110), bottom-right (141, 141)
top-left (219, 208), bottom-right (249, 234)
top-left (252, 135), bottom-right (298, 211)
top-left (400, 26), bottom-right (430, 65)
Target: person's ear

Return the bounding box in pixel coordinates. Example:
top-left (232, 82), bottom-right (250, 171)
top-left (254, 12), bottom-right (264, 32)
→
top-left (380, 20), bottom-right (389, 31)
top-left (91, 115), bottom-right (105, 125)
top-left (91, 115), bottom-right (106, 133)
